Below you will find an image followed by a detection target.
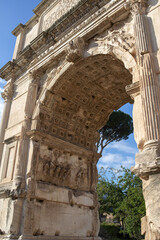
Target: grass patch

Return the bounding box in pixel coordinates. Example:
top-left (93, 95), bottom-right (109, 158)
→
top-left (99, 222), bottom-right (131, 240)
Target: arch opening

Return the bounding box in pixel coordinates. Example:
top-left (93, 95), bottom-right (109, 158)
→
top-left (35, 54), bottom-right (132, 151)
top-left (29, 53), bottom-right (133, 239)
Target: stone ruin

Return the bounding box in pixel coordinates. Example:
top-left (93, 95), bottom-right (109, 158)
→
top-left (0, 0), bottom-right (160, 239)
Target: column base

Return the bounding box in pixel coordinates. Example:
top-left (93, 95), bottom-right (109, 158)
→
top-left (131, 147), bottom-right (160, 179)
top-left (0, 235), bottom-right (102, 240)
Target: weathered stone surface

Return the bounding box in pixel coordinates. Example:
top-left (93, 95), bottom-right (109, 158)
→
top-left (0, 0), bottom-right (160, 239)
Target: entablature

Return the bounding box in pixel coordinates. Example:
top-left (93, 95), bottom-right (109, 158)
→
top-left (0, 0), bottom-right (131, 81)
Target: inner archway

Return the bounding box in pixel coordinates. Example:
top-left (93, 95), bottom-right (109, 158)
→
top-left (28, 53), bottom-right (133, 239)
top-left (34, 54), bottom-right (132, 150)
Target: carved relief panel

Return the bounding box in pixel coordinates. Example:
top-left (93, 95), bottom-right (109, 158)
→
top-left (36, 144), bottom-right (92, 191)
top-left (41, 0), bottom-right (81, 32)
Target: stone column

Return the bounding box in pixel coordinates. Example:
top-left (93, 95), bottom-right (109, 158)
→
top-left (0, 81), bottom-right (14, 166)
top-left (130, 1), bottom-right (160, 239)
top-left (131, 0), bottom-right (160, 148)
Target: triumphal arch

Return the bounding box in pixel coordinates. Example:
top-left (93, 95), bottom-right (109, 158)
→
top-left (0, 0), bottom-right (160, 239)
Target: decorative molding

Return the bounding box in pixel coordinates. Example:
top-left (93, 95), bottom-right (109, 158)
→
top-left (125, 81), bottom-right (140, 98)
top-left (27, 129), bottom-right (101, 159)
top-left (130, 0), bottom-right (148, 15)
top-left (0, 0), bottom-right (129, 81)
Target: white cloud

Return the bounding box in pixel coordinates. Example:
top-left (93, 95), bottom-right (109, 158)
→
top-left (100, 153), bottom-right (123, 164)
top-left (97, 152), bottom-right (135, 170)
top-left (0, 78), bottom-right (6, 85)
top-left (0, 87), bottom-right (3, 93)
top-left (106, 141), bottom-right (137, 154)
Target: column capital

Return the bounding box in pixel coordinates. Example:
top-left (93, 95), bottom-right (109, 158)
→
top-left (130, 0), bottom-right (148, 15)
top-left (1, 82), bottom-right (14, 101)
top-left (29, 70), bottom-right (43, 84)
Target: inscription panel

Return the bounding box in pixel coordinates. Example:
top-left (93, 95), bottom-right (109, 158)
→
top-left (41, 0), bottom-right (80, 32)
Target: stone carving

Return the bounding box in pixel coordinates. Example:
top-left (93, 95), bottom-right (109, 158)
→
top-left (8, 180), bottom-right (26, 200)
top-left (65, 37), bottom-right (85, 62)
top-left (106, 0), bottom-right (122, 9)
top-left (0, 0), bottom-right (160, 239)
top-left (95, 29), bottom-right (135, 54)
top-left (42, 0), bottom-right (80, 31)
top-left (37, 155), bottom-right (87, 188)
top-left (1, 82), bottom-right (14, 101)
top-left (35, 146), bottom-right (90, 191)
top-left (130, 0), bottom-right (148, 15)
top-left (75, 167), bottom-right (87, 185)
top-left (42, 157), bottom-right (71, 181)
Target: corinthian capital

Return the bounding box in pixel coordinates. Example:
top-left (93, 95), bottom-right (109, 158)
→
top-left (1, 82), bottom-right (14, 101)
top-left (29, 70), bottom-right (43, 85)
top-left (130, 0), bottom-right (148, 14)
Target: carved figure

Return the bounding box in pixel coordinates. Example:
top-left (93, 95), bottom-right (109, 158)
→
top-left (65, 37), bottom-right (85, 62)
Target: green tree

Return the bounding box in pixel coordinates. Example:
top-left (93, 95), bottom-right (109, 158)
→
top-left (116, 168), bottom-right (145, 239)
top-left (97, 167), bottom-right (123, 216)
top-left (97, 110), bottom-right (133, 155)
top-left (97, 167), bottom-right (146, 240)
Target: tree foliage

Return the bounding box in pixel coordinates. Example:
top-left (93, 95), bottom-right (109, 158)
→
top-left (97, 110), bottom-right (133, 155)
top-left (97, 167), bottom-right (146, 240)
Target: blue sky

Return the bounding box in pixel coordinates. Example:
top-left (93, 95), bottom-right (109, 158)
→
top-left (0, 1), bottom-right (138, 170)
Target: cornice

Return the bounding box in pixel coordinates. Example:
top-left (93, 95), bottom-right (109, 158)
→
top-left (0, 0), bottom-right (130, 81)
top-left (12, 15), bottom-right (39, 37)
top-left (33, 0), bottom-right (55, 17)
top-left (12, 24), bottom-right (25, 37)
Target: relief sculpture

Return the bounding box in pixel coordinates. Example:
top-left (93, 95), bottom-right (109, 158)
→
top-left (42, 0), bottom-right (80, 31)
top-left (43, 158), bottom-right (71, 181)
top-left (36, 149), bottom-right (90, 191)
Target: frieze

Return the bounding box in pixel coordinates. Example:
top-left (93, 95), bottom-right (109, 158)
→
top-left (36, 147), bottom-right (90, 191)
top-left (42, 0), bottom-right (81, 31)
top-left (0, 0), bottom-right (130, 80)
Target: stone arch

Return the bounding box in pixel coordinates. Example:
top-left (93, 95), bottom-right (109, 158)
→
top-left (1, 0), bottom-right (160, 238)
top-left (32, 53), bottom-right (133, 149)
top-left (28, 48), bottom-right (134, 239)
top-left (32, 36), bottom-right (136, 132)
